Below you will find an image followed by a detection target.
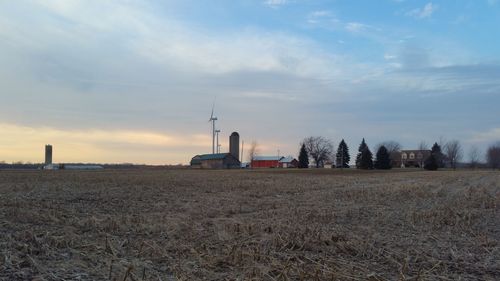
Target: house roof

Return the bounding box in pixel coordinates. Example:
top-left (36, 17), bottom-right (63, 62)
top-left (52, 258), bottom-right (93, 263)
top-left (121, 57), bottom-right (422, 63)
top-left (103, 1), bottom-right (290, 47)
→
top-left (279, 156), bottom-right (297, 163)
top-left (253, 156), bottom-right (284, 161)
top-left (400, 150), bottom-right (431, 154)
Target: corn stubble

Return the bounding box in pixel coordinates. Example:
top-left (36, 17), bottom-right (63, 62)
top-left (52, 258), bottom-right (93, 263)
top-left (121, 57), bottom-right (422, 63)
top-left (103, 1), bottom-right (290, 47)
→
top-left (0, 169), bottom-right (499, 280)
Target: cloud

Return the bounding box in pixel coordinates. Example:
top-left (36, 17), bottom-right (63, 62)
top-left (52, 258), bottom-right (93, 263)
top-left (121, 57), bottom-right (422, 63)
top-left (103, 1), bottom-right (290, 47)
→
top-left (0, 1), bottom-right (351, 162)
top-left (306, 10), bottom-right (341, 28)
top-left (407, 3), bottom-right (438, 19)
top-left (306, 11), bottom-right (378, 35)
top-left (384, 54), bottom-right (397, 60)
top-left (0, 1), bottom-right (498, 164)
top-left (469, 128), bottom-right (500, 144)
top-left (264, 0), bottom-right (287, 8)
top-left (345, 22), bottom-right (371, 33)
top-left (0, 123), bottom-right (211, 164)
top-left (309, 10), bottom-right (331, 17)
top-left (487, 0), bottom-right (498, 5)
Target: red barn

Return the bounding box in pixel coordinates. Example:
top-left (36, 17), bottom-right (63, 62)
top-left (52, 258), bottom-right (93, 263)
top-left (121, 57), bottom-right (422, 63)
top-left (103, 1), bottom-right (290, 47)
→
top-left (251, 156), bottom-right (283, 168)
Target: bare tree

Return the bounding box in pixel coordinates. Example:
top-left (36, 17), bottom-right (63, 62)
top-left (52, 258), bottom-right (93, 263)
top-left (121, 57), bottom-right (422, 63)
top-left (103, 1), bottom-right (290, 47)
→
top-left (444, 140), bottom-right (463, 170)
top-left (415, 141), bottom-right (430, 168)
top-left (374, 141), bottom-right (401, 168)
top-left (438, 136), bottom-right (447, 150)
top-left (374, 141), bottom-right (402, 155)
top-left (302, 136), bottom-right (334, 168)
top-left (468, 145), bottom-right (482, 169)
top-left (487, 142), bottom-right (500, 169)
top-left (418, 140), bottom-right (429, 151)
top-left (247, 141), bottom-right (259, 162)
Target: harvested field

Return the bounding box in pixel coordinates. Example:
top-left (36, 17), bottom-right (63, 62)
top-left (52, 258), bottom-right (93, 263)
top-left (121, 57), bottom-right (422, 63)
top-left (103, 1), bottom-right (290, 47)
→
top-left (0, 169), bottom-right (499, 280)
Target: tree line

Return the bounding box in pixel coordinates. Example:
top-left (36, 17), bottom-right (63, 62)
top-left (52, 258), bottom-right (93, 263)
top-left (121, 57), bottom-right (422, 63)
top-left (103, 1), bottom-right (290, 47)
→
top-left (297, 137), bottom-right (500, 170)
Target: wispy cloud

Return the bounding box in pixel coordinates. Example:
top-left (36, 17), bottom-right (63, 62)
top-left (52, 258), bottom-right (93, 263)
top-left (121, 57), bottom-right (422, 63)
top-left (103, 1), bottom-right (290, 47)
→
top-left (0, 123), bottom-right (211, 164)
top-left (306, 10), bottom-right (340, 27)
top-left (263, 0), bottom-right (287, 8)
top-left (307, 11), bottom-right (377, 35)
top-left (469, 128), bottom-right (500, 144)
top-left (0, 1), bottom-right (498, 163)
top-left (345, 22), bottom-right (371, 33)
top-left (407, 3), bottom-right (438, 19)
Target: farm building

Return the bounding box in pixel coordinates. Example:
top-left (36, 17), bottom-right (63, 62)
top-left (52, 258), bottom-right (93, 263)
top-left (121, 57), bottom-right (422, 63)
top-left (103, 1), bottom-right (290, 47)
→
top-left (391, 150), bottom-right (431, 168)
top-left (190, 132), bottom-right (241, 169)
top-left (251, 156), bottom-right (282, 168)
top-left (323, 161), bottom-right (335, 169)
top-left (190, 153), bottom-right (240, 169)
top-left (279, 156), bottom-right (299, 168)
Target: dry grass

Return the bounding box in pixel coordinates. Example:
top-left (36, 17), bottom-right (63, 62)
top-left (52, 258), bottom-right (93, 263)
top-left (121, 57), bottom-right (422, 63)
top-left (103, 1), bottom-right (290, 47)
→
top-left (0, 169), bottom-right (499, 280)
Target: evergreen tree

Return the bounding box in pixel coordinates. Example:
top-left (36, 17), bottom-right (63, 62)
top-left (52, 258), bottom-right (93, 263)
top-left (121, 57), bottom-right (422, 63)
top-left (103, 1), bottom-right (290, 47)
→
top-left (356, 138), bottom-right (368, 168)
top-left (374, 145), bottom-right (391, 169)
top-left (298, 144), bottom-right (309, 169)
top-left (360, 147), bottom-right (374, 169)
top-left (335, 139), bottom-right (350, 168)
top-left (424, 154), bottom-right (439, 170)
top-left (431, 142), bottom-right (445, 168)
top-left (356, 138), bottom-right (374, 169)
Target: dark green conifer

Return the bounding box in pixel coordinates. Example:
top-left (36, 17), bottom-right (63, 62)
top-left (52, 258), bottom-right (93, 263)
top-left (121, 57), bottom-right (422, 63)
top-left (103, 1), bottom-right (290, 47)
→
top-left (431, 142), bottom-right (445, 168)
top-left (356, 138), bottom-right (367, 168)
top-left (356, 138), bottom-right (373, 169)
top-left (374, 145), bottom-right (391, 169)
top-left (424, 154), bottom-right (439, 170)
top-left (336, 139), bottom-right (350, 168)
top-left (298, 143), bottom-right (309, 169)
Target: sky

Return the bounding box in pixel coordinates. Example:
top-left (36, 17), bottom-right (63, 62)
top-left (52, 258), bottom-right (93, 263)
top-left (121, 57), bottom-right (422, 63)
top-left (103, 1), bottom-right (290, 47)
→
top-left (0, 0), bottom-right (499, 165)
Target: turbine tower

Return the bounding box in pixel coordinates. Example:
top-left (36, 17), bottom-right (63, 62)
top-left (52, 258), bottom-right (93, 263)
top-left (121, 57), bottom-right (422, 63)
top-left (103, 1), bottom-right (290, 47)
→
top-left (208, 100), bottom-right (218, 154)
top-left (215, 129), bottom-right (221, 153)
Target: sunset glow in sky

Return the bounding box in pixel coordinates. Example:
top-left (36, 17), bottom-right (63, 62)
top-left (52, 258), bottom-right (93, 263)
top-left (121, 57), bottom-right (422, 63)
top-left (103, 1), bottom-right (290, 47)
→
top-left (1, 0), bottom-right (499, 164)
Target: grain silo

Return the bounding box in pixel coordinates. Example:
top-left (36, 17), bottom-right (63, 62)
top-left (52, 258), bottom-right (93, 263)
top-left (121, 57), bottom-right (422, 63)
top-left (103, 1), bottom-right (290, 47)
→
top-left (45, 145), bottom-right (53, 165)
top-left (229, 132), bottom-right (239, 161)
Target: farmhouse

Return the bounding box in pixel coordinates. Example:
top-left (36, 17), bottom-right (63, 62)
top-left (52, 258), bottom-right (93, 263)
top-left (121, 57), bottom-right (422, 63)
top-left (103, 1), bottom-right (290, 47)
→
top-left (279, 156), bottom-right (299, 168)
top-left (391, 150), bottom-right (431, 168)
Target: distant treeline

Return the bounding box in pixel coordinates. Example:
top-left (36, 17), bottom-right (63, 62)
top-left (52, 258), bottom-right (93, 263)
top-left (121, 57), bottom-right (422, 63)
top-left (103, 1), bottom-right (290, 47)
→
top-left (0, 163), bottom-right (41, 170)
top-left (0, 162), bottom-right (188, 170)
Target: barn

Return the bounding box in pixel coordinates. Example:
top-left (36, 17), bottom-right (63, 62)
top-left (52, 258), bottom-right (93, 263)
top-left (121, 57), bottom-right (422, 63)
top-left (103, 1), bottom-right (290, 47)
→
top-left (251, 156), bottom-right (283, 168)
top-left (190, 153), bottom-right (240, 169)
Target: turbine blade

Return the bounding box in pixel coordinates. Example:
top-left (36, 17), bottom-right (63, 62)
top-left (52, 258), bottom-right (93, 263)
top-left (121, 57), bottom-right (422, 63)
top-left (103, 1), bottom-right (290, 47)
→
top-left (208, 96), bottom-right (217, 122)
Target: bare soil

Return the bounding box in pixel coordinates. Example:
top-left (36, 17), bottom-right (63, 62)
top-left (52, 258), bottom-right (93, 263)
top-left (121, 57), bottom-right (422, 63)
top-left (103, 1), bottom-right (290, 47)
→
top-left (0, 169), bottom-right (499, 280)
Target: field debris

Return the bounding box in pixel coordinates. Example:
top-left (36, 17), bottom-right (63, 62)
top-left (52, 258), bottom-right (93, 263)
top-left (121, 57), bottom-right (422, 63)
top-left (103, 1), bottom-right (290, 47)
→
top-left (1, 169), bottom-right (499, 280)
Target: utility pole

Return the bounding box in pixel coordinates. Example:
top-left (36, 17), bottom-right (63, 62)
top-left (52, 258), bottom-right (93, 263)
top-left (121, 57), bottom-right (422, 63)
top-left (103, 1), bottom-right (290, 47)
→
top-left (241, 140), bottom-right (244, 163)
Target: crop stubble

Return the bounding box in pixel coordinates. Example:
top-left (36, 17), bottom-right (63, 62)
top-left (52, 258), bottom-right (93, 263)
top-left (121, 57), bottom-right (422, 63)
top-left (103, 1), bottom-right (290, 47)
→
top-left (0, 169), bottom-right (499, 280)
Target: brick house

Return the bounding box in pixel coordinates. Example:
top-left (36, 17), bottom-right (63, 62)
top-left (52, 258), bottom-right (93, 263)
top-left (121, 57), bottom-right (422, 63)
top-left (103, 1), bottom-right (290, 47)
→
top-left (391, 150), bottom-right (431, 168)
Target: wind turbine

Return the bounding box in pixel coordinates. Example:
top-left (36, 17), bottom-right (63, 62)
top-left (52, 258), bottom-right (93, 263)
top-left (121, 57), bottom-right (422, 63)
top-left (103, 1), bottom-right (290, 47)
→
top-left (208, 99), bottom-right (218, 154)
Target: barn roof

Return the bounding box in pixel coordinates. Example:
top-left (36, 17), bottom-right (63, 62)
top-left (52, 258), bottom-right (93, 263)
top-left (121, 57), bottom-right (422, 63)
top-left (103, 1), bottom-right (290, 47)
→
top-left (253, 156), bottom-right (284, 161)
top-left (191, 153), bottom-right (235, 163)
top-left (279, 156), bottom-right (297, 163)
top-left (198, 153), bottom-right (231, 160)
